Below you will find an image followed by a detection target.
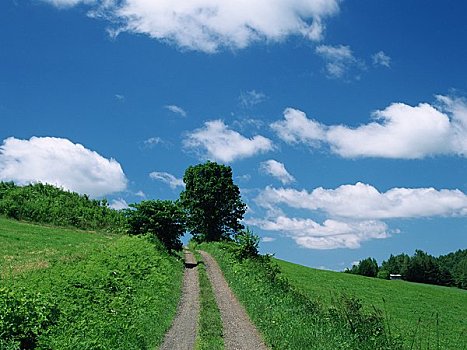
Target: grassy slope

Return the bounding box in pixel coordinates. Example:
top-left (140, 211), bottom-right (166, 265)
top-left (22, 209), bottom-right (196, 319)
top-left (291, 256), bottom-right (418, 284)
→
top-left (277, 259), bottom-right (467, 349)
top-left (201, 243), bottom-right (398, 350)
top-left (0, 217), bottom-right (183, 349)
top-left (0, 217), bottom-right (114, 278)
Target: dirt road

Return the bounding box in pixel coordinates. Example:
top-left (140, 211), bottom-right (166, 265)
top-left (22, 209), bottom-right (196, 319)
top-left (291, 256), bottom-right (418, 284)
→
top-left (159, 250), bottom-right (200, 350)
top-left (199, 250), bottom-right (268, 350)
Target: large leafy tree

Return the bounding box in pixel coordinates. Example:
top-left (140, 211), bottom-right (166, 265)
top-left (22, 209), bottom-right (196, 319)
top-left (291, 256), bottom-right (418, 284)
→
top-left (180, 161), bottom-right (246, 242)
top-left (125, 200), bottom-right (186, 251)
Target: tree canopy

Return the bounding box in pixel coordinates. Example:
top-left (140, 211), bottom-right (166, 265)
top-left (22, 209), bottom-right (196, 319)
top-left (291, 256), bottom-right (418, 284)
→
top-left (346, 257), bottom-right (379, 277)
top-left (346, 249), bottom-right (467, 290)
top-left (125, 200), bottom-right (186, 251)
top-left (180, 161), bottom-right (246, 242)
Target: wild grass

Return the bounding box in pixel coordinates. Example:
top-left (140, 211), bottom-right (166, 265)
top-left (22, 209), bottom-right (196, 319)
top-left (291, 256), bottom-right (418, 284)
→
top-left (277, 259), bottom-right (467, 349)
top-left (200, 242), bottom-right (400, 350)
top-left (0, 182), bottom-right (126, 232)
top-left (0, 217), bottom-right (184, 349)
top-left (193, 250), bottom-right (224, 350)
top-left (0, 216), bottom-right (113, 278)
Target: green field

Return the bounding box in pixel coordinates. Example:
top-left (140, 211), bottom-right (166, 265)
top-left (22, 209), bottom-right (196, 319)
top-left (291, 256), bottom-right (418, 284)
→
top-left (277, 259), bottom-right (467, 349)
top-left (0, 217), bottom-right (115, 278)
top-left (0, 217), bottom-right (183, 349)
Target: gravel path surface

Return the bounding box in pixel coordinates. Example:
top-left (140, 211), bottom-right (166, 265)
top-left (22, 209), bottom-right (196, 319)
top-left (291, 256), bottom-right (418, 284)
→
top-left (159, 250), bottom-right (200, 350)
top-left (199, 250), bottom-right (268, 350)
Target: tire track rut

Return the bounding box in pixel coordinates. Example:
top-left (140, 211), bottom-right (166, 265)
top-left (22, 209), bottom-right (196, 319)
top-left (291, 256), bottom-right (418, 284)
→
top-left (160, 249), bottom-right (200, 350)
top-left (199, 250), bottom-right (268, 350)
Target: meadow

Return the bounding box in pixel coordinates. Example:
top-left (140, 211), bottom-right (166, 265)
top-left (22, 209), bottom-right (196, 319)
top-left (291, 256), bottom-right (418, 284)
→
top-left (0, 217), bottom-right (183, 349)
top-left (277, 259), bottom-right (467, 349)
top-left (0, 217), bottom-right (113, 278)
top-left (1, 212), bottom-right (465, 349)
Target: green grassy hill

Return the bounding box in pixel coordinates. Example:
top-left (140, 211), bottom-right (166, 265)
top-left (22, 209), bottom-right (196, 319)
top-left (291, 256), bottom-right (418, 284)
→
top-left (277, 259), bottom-right (467, 349)
top-left (201, 242), bottom-right (400, 350)
top-left (0, 217), bottom-right (183, 349)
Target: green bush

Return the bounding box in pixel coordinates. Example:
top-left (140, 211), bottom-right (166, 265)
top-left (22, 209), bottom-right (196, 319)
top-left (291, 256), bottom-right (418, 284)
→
top-left (0, 288), bottom-right (59, 349)
top-left (0, 182), bottom-right (126, 232)
top-left (1, 236), bottom-right (183, 349)
top-left (125, 200), bottom-right (186, 251)
top-left (327, 296), bottom-right (386, 344)
top-left (376, 270), bottom-right (390, 279)
top-left (233, 228), bottom-right (260, 261)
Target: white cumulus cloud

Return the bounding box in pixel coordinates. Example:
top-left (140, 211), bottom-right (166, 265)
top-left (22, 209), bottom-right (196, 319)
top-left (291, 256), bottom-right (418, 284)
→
top-left (260, 160), bottom-right (295, 184)
top-left (42, 0), bottom-right (340, 52)
top-left (248, 216), bottom-right (389, 250)
top-left (256, 183), bottom-right (467, 219)
top-left (149, 171), bottom-right (185, 189)
top-left (249, 182), bottom-right (467, 249)
top-left (272, 96), bottom-right (467, 158)
top-left (184, 120), bottom-right (273, 163)
top-left (0, 136), bottom-right (127, 197)
top-left (271, 108), bottom-right (326, 146)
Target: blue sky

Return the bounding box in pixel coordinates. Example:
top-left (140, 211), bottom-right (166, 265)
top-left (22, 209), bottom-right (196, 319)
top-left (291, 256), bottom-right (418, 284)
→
top-left (1, 0), bottom-right (466, 270)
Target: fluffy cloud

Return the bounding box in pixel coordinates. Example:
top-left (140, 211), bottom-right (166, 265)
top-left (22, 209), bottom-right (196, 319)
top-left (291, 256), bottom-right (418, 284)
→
top-left (372, 51), bottom-right (391, 67)
top-left (249, 182), bottom-right (467, 249)
top-left (248, 216), bottom-right (388, 249)
top-left (0, 136), bottom-right (127, 197)
top-left (315, 44), bottom-right (364, 78)
top-left (43, 0), bottom-right (340, 52)
top-left (149, 171), bottom-right (185, 189)
top-left (165, 105), bottom-right (187, 117)
top-left (184, 120), bottom-right (273, 162)
top-left (272, 96), bottom-right (467, 158)
top-left (256, 183), bottom-right (467, 219)
top-left (260, 160), bottom-right (295, 184)
top-left (437, 95), bottom-right (467, 154)
top-left (271, 108), bottom-right (326, 146)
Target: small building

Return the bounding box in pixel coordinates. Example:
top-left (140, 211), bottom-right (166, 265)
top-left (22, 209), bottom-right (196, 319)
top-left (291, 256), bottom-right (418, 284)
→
top-left (389, 274), bottom-right (402, 280)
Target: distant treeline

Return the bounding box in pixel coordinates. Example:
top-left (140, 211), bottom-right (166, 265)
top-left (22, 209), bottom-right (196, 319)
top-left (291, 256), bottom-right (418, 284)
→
top-left (346, 249), bottom-right (467, 290)
top-left (0, 182), bottom-right (126, 232)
